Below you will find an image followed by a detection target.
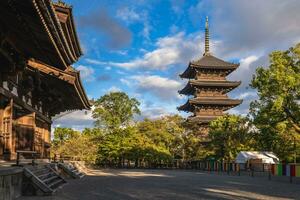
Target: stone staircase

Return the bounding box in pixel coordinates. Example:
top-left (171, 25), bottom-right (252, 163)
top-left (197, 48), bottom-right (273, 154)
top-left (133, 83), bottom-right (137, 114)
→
top-left (58, 162), bottom-right (85, 179)
top-left (23, 165), bottom-right (67, 195)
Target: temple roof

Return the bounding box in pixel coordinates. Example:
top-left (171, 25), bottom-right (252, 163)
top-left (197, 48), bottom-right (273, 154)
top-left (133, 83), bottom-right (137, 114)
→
top-left (180, 55), bottom-right (239, 79)
top-left (0, 0), bottom-right (82, 70)
top-left (179, 80), bottom-right (241, 95)
top-left (27, 59), bottom-right (90, 116)
top-left (178, 98), bottom-right (242, 112)
top-left (192, 55), bottom-right (238, 68)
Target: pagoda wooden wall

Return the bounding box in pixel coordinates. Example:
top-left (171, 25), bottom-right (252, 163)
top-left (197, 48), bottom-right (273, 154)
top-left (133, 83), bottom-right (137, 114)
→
top-left (0, 97), bottom-right (51, 160)
top-left (196, 70), bottom-right (226, 81)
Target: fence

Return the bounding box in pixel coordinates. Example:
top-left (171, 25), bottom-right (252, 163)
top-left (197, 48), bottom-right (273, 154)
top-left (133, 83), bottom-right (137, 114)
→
top-left (178, 161), bottom-right (300, 183)
top-left (271, 163), bottom-right (300, 177)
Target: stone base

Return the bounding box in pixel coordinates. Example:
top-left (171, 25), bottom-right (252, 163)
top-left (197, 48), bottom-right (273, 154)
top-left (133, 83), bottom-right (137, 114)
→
top-left (0, 167), bottom-right (23, 200)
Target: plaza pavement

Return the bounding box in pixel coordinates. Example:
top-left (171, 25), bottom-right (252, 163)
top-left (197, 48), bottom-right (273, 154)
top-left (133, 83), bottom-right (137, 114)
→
top-left (20, 169), bottom-right (300, 200)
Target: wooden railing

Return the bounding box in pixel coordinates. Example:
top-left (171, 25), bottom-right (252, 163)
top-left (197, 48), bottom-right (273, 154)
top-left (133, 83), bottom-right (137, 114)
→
top-left (15, 150), bottom-right (38, 166)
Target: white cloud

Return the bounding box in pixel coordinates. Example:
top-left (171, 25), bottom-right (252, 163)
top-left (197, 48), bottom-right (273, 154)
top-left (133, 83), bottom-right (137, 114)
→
top-left (237, 91), bottom-right (257, 100)
top-left (52, 109), bottom-right (94, 131)
top-left (120, 78), bottom-right (132, 86)
top-left (76, 65), bottom-right (95, 82)
top-left (228, 55), bottom-right (267, 89)
top-left (170, 0), bottom-right (185, 15)
top-left (240, 56), bottom-right (259, 70)
top-left (141, 21), bottom-right (151, 40)
top-left (107, 86), bottom-right (122, 93)
top-left (83, 32), bottom-right (223, 71)
top-left (85, 58), bottom-right (106, 65)
top-left (190, 0), bottom-right (300, 57)
top-left (116, 7), bottom-right (141, 23)
top-left (128, 75), bottom-right (183, 101)
top-left (116, 7), bottom-right (151, 40)
top-left (138, 107), bottom-right (171, 120)
top-left (107, 32), bottom-right (206, 70)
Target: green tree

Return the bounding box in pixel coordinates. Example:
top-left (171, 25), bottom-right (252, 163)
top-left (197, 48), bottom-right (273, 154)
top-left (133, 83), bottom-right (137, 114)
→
top-left (92, 92), bottom-right (140, 130)
top-left (250, 43), bottom-right (300, 161)
top-left (250, 43), bottom-right (300, 133)
top-left (208, 114), bottom-right (253, 161)
top-left (137, 115), bottom-right (185, 159)
top-left (52, 127), bottom-right (80, 145)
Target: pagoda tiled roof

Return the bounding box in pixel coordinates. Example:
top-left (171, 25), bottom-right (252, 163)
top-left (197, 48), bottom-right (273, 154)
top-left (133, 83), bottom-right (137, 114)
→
top-left (179, 80), bottom-right (241, 95)
top-left (178, 98), bottom-right (242, 112)
top-left (180, 55), bottom-right (239, 79)
top-left (191, 54), bottom-right (238, 68)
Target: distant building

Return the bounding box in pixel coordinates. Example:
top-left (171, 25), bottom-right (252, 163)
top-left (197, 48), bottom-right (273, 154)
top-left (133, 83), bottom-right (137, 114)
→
top-left (178, 17), bottom-right (242, 135)
top-left (235, 151), bottom-right (279, 164)
top-left (0, 0), bottom-right (90, 160)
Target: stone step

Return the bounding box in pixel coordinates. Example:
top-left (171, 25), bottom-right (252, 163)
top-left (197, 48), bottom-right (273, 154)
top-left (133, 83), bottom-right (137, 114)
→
top-left (38, 172), bottom-right (56, 180)
top-left (43, 175), bottom-right (59, 184)
top-left (31, 167), bottom-right (51, 175)
top-left (58, 162), bottom-right (85, 179)
top-left (48, 178), bottom-right (64, 190)
top-left (23, 165), bottom-right (66, 195)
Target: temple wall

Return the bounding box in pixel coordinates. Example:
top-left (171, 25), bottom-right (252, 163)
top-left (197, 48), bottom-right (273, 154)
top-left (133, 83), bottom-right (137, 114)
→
top-left (35, 119), bottom-right (51, 158)
top-left (196, 89), bottom-right (227, 98)
top-left (196, 71), bottom-right (226, 80)
top-left (195, 108), bottom-right (223, 116)
top-left (0, 93), bottom-right (51, 160)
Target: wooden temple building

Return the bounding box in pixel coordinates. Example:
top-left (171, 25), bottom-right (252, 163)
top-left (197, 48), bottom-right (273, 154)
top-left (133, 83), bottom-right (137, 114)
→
top-left (0, 0), bottom-right (90, 160)
top-left (178, 17), bottom-right (242, 135)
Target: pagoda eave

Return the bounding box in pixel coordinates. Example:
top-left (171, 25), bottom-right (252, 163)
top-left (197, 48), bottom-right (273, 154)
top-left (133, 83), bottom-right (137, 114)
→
top-left (190, 54), bottom-right (239, 69)
top-left (178, 98), bottom-right (243, 112)
top-left (190, 98), bottom-right (243, 106)
top-left (179, 80), bottom-right (241, 95)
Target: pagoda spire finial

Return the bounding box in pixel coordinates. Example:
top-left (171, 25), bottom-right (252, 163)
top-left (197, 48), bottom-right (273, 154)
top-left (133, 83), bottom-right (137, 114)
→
top-left (204, 16), bottom-right (210, 56)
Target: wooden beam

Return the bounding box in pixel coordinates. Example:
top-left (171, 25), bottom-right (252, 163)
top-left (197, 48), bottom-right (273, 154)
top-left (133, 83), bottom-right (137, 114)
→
top-left (27, 59), bottom-right (75, 84)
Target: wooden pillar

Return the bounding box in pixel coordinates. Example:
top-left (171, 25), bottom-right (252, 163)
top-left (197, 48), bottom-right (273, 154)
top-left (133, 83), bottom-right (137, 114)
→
top-left (0, 104), bottom-right (4, 158)
top-left (0, 99), bottom-right (13, 160)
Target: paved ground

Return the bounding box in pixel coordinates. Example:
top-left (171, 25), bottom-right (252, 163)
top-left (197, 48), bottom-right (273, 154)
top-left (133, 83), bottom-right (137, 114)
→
top-left (20, 169), bottom-right (300, 200)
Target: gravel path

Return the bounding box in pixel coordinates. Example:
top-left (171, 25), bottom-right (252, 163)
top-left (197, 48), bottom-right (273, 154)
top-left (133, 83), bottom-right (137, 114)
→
top-left (20, 169), bottom-right (300, 200)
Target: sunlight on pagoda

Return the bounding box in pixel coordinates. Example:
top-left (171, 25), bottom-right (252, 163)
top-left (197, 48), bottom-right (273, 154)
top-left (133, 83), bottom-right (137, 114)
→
top-left (178, 17), bottom-right (243, 136)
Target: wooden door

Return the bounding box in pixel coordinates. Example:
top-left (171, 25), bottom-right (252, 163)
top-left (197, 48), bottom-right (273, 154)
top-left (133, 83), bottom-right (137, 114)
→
top-left (15, 112), bottom-right (35, 153)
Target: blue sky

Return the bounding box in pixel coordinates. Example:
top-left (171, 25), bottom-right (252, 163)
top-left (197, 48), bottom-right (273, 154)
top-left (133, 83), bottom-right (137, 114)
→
top-left (53, 0), bottom-right (300, 130)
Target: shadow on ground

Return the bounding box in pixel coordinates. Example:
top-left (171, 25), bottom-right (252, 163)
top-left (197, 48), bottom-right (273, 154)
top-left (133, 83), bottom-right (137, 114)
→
top-left (19, 169), bottom-right (300, 200)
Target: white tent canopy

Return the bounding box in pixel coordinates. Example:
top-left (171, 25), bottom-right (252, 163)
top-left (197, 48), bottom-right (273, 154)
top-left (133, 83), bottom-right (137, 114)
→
top-left (235, 151), bottom-right (279, 164)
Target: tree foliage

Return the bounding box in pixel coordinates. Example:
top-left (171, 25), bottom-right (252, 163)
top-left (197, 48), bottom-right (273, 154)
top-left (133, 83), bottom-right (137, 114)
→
top-left (52, 128), bottom-right (98, 163)
top-left (208, 114), bottom-right (253, 161)
top-left (250, 43), bottom-right (300, 133)
top-left (250, 43), bottom-right (300, 161)
top-left (92, 92), bottom-right (140, 130)
top-left (52, 46), bottom-right (300, 167)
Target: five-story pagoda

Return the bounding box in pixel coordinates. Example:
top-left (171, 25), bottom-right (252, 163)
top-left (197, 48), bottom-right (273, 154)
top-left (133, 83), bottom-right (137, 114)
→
top-left (178, 17), bottom-right (242, 135)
